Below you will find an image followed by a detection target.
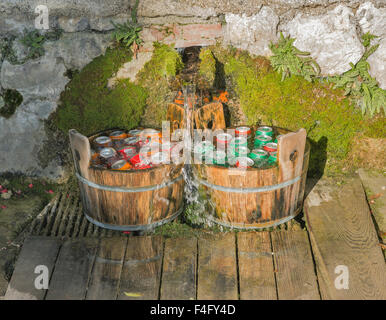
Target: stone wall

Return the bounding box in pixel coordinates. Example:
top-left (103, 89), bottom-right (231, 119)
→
top-left (0, 0), bottom-right (385, 179)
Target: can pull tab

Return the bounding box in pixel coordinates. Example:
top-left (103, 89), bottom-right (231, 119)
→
top-left (290, 150), bottom-right (298, 162)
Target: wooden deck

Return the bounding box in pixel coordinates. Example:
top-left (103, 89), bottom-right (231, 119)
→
top-left (4, 177), bottom-right (386, 300)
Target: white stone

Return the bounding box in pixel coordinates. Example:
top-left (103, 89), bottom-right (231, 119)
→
top-left (281, 5), bottom-right (365, 75)
top-left (224, 6), bottom-right (279, 56)
top-left (356, 2), bottom-right (386, 89)
top-left (0, 53), bottom-right (68, 101)
top-left (43, 32), bottom-right (112, 71)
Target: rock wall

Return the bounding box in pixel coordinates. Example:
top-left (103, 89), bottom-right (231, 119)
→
top-left (0, 0), bottom-right (385, 179)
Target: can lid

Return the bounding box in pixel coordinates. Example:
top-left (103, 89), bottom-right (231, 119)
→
top-left (95, 136), bottom-right (111, 145)
top-left (235, 146), bottom-right (249, 155)
top-left (231, 137), bottom-right (248, 145)
top-left (249, 148), bottom-right (269, 159)
top-left (124, 136), bottom-right (139, 145)
top-left (216, 133), bottom-right (233, 143)
top-left (236, 127), bottom-right (251, 135)
top-left (129, 129), bottom-right (141, 136)
top-left (110, 130), bottom-right (125, 137)
top-left (255, 135), bottom-right (273, 142)
top-left (100, 147), bottom-right (116, 158)
top-left (235, 157), bottom-right (254, 168)
top-left (264, 142), bottom-right (278, 151)
top-left (257, 126), bottom-right (273, 133)
top-left (111, 160), bottom-right (128, 169)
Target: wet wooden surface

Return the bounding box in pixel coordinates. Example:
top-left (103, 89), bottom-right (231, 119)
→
top-left (5, 177), bottom-right (386, 300)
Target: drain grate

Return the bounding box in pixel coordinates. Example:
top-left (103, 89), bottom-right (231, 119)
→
top-left (29, 192), bottom-right (127, 238)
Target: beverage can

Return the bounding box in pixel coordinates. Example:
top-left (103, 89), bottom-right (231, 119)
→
top-left (256, 126), bottom-right (273, 137)
top-left (254, 135), bottom-right (272, 147)
top-left (235, 126), bottom-right (251, 137)
top-left (235, 157), bottom-right (254, 168)
top-left (109, 130), bottom-right (127, 140)
top-left (263, 142), bottom-right (277, 153)
top-left (111, 160), bottom-right (132, 170)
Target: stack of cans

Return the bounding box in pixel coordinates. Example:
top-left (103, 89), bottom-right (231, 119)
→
top-left (90, 128), bottom-right (175, 171)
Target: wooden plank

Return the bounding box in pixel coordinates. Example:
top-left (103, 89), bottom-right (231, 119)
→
top-left (160, 238), bottom-right (197, 300)
top-left (117, 236), bottom-right (163, 300)
top-left (358, 169), bottom-right (386, 245)
top-left (304, 177), bottom-right (386, 300)
top-left (237, 232), bottom-right (277, 300)
top-left (45, 238), bottom-right (98, 300)
top-left (5, 237), bottom-right (61, 300)
top-left (271, 230), bottom-right (320, 300)
top-left (86, 237), bottom-right (127, 300)
top-left (197, 233), bottom-right (238, 300)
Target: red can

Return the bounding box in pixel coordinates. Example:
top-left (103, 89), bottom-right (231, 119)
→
top-left (263, 142), bottom-right (277, 153)
top-left (118, 145), bottom-right (137, 160)
top-left (235, 127), bottom-right (251, 137)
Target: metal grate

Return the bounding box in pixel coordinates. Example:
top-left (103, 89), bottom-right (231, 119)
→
top-left (29, 192), bottom-right (126, 238)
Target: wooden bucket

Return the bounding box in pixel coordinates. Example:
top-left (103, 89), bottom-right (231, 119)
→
top-left (193, 127), bottom-right (310, 229)
top-left (69, 129), bottom-right (184, 231)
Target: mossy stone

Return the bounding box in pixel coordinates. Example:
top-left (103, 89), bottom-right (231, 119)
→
top-left (54, 45), bottom-right (148, 136)
top-left (137, 42), bottom-right (184, 128)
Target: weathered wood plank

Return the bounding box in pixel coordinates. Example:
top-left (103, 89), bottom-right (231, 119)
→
top-left (271, 230), bottom-right (320, 300)
top-left (117, 236), bottom-right (163, 300)
top-left (86, 237), bottom-right (127, 300)
top-left (160, 237), bottom-right (197, 300)
top-left (237, 232), bottom-right (277, 300)
top-left (45, 238), bottom-right (98, 300)
top-left (304, 177), bottom-right (386, 300)
top-left (197, 233), bottom-right (238, 300)
top-left (5, 237), bottom-right (61, 300)
top-left (358, 169), bottom-right (386, 246)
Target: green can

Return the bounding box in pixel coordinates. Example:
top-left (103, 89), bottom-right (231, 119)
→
top-left (256, 126), bottom-right (273, 137)
top-left (254, 135), bottom-right (273, 148)
top-left (268, 151), bottom-right (277, 164)
top-left (230, 137), bottom-right (248, 149)
top-left (235, 146), bottom-right (249, 157)
top-left (213, 151), bottom-right (227, 166)
top-left (248, 148), bottom-right (269, 160)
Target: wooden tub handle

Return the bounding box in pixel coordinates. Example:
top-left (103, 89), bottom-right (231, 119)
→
top-left (68, 129), bottom-right (91, 180)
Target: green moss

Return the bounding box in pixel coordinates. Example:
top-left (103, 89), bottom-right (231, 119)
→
top-left (0, 89), bottom-right (23, 118)
top-left (209, 46), bottom-right (384, 176)
top-left (199, 48), bottom-right (216, 86)
top-left (137, 42), bottom-right (183, 127)
top-left (54, 46), bottom-right (148, 135)
top-left (137, 42), bottom-right (183, 82)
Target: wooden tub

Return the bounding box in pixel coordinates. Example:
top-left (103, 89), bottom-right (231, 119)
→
top-left (69, 129), bottom-right (184, 231)
top-left (192, 127), bottom-right (309, 229)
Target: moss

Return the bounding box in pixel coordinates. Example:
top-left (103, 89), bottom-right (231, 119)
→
top-left (137, 42), bottom-right (183, 127)
top-left (54, 46), bottom-right (148, 135)
top-left (199, 48), bottom-right (216, 87)
top-left (0, 89), bottom-right (23, 118)
top-left (208, 46), bottom-right (385, 176)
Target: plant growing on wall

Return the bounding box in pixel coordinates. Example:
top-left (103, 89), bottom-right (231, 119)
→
top-left (18, 28), bottom-right (62, 63)
top-left (19, 29), bottom-right (45, 60)
top-left (269, 32), bottom-right (321, 82)
top-left (111, 0), bottom-right (143, 58)
top-left (329, 32), bottom-right (386, 117)
top-left (269, 33), bottom-right (320, 82)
